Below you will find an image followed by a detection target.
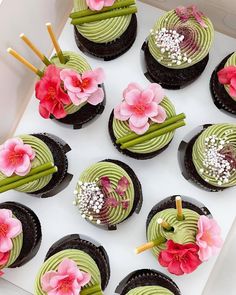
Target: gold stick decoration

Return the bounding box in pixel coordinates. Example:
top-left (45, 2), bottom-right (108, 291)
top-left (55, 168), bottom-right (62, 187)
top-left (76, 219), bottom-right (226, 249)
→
top-left (46, 22), bottom-right (65, 64)
top-left (157, 218), bottom-right (174, 231)
top-left (176, 196), bottom-right (185, 221)
top-left (20, 33), bottom-right (51, 66)
top-left (135, 237), bottom-right (166, 255)
top-left (7, 48), bottom-right (43, 77)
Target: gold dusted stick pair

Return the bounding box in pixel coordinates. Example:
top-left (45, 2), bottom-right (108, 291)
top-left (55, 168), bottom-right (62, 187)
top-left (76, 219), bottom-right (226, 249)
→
top-left (135, 196), bottom-right (185, 254)
top-left (7, 23), bottom-right (65, 77)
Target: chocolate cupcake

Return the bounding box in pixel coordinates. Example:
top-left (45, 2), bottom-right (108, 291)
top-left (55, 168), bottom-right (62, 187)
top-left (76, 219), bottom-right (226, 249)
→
top-left (35, 234), bottom-right (110, 294)
top-left (210, 52), bottom-right (236, 115)
top-left (178, 123), bottom-right (236, 191)
top-left (0, 133), bottom-right (72, 197)
top-left (0, 201), bottom-right (42, 272)
top-left (135, 195), bottom-right (223, 276)
top-left (115, 269), bottom-right (181, 295)
top-left (109, 82), bottom-right (186, 159)
top-left (74, 159), bottom-right (143, 230)
top-left (142, 5), bottom-right (214, 89)
top-left (71, 0), bottom-right (137, 60)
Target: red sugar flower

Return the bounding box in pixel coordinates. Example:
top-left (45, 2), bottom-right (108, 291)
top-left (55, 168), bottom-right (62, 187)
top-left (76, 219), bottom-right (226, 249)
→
top-left (218, 66), bottom-right (236, 98)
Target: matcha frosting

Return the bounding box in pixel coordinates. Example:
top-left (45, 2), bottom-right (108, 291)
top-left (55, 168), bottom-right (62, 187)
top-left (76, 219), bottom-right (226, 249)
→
top-left (192, 124), bottom-right (236, 188)
top-left (147, 208), bottom-right (200, 257)
top-left (0, 135), bottom-right (54, 193)
top-left (50, 51), bottom-right (91, 115)
top-left (76, 161), bottom-right (134, 225)
top-left (148, 9), bottom-right (214, 69)
top-left (224, 52), bottom-right (236, 101)
top-left (35, 249), bottom-right (102, 295)
top-left (74, 0), bottom-right (132, 43)
top-left (112, 97), bottom-right (176, 154)
top-left (126, 286), bottom-right (174, 295)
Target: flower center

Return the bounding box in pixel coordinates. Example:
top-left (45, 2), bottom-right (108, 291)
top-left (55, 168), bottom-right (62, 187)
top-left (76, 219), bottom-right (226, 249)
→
top-left (202, 230), bottom-right (213, 245)
top-left (0, 223), bottom-right (9, 237)
top-left (47, 86), bottom-right (57, 100)
top-left (133, 103), bottom-right (146, 115)
top-left (58, 277), bottom-right (73, 293)
top-left (8, 151), bottom-right (23, 165)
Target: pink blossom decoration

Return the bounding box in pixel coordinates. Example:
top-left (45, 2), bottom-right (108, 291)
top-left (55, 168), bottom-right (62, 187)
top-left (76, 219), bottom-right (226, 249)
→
top-left (114, 83), bottom-right (167, 135)
top-left (115, 176), bottom-right (130, 196)
top-left (35, 65), bottom-right (71, 119)
top-left (0, 138), bottom-right (35, 177)
top-left (86, 0), bottom-right (115, 11)
top-left (0, 209), bottom-right (22, 253)
top-left (218, 66), bottom-right (236, 99)
top-left (60, 68), bottom-right (105, 106)
top-left (100, 176), bottom-right (113, 193)
top-left (196, 215), bottom-right (223, 262)
top-left (41, 258), bottom-right (91, 295)
top-left (175, 5), bottom-right (207, 28)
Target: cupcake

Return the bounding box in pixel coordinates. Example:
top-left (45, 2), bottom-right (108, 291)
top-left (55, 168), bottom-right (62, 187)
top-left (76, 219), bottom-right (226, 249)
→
top-left (210, 52), bottom-right (236, 115)
top-left (74, 159), bottom-right (143, 230)
top-left (135, 195), bottom-right (223, 276)
top-left (0, 201), bottom-right (42, 273)
top-left (8, 24), bottom-right (106, 129)
top-left (178, 123), bottom-right (236, 191)
top-left (35, 234), bottom-right (110, 294)
top-left (71, 0), bottom-right (138, 60)
top-left (0, 133), bottom-right (72, 197)
top-left (142, 5), bottom-right (214, 89)
top-left (115, 269), bottom-right (181, 295)
top-left (109, 82), bottom-right (186, 159)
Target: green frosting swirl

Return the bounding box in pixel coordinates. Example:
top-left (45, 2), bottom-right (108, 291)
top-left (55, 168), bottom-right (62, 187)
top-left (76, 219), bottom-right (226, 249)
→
top-left (77, 161), bottom-right (134, 225)
top-left (74, 0), bottom-right (132, 43)
top-left (192, 124), bottom-right (236, 188)
top-left (112, 97), bottom-right (176, 154)
top-left (147, 208), bottom-right (200, 257)
top-left (224, 52), bottom-right (236, 101)
top-left (35, 249), bottom-right (102, 295)
top-left (50, 51), bottom-right (91, 115)
top-left (126, 286), bottom-right (174, 295)
top-left (0, 215), bottom-right (23, 270)
top-left (0, 135), bottom-right (54, 193)
top-left (148, 9), bottom-right (214, 69)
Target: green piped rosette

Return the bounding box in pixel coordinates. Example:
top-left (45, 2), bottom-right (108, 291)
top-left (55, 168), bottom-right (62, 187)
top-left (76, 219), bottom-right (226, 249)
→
top-left (73, 0), bottom-right (132, 43)
top-left (0, 135), bottom-right (54, 193)
top-left (192, 123), bottom-right (236, 188)
top-left (224, 52), bottom-right (236, 100)
top-left (76, 161), bottom-right (135, 226)
top-left (126, 286), bottom-right (174, 295)
top-left (35, 249), bottom-right (102, 295)
top-left (148, 9), bottom-right (214, 69)
top-left (50, 51), bottom-right (91, 115)
top-left (147, 208), bottom-right (199, 257)
top-left (113, 97), bottom-right (176, 154)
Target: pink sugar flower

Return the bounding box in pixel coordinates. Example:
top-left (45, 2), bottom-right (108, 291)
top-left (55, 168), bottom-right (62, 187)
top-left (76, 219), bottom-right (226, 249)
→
top-left (218, 66), bottom-right (236, 98)
top-left (175, 5), bottom-right (207, 28)
top-left (0, 209), bottom-right (22, 253)
top-left (35, 65), bottom-right (71, 119)
top-left (114, 83), bottom-right (167, 134)
top-left (60, 68), bottom-right (105, 106)
top-left (0, 137), bottom-right (35, 177)
top-left (86, 0), bottom-right (115, 11)
top-left (0, 251), bottom-right (10, 267)
top-left (196, 215), bottom-right (223, 262)
top-left (41, 258), bottom-right (91, 295)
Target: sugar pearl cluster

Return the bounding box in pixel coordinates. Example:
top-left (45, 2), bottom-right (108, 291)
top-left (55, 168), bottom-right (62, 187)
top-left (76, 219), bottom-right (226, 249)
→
top-left (200, 132), bottom-right (235, 185)
top-left (150, 27), bottom-right (192, 66)
top-left (73, 181), bottom-right (105, 224)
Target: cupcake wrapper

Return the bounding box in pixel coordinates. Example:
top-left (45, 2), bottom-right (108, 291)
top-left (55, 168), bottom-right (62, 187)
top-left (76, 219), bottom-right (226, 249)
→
top-left (115, 269), bottom-right (181, 295)
top-left (178, 125), bottom-right (227, 192)
top-left (146, 195), bottom-right (212, 232)
top-left (210, 52), bottom-right (236, 116)
top-left (0, 201), bottom-right (42, 268)
top-left (141, 41), bottom-right (209, 89)
top-left (56, 84), bottom-right (106, 129)
top-left (108, 111), bottom-right (172, 160)
top-left (45, 234), bottom-right (110, 290)
top-left (74, 14), bottom-right (137, 61)
top-left (29, 133), bottom-right (73, 198)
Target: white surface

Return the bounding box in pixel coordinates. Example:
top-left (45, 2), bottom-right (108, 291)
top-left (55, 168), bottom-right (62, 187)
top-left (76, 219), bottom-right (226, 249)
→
top-left (1, 2), bottom-right (236, 295)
